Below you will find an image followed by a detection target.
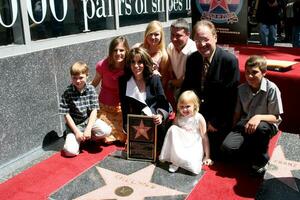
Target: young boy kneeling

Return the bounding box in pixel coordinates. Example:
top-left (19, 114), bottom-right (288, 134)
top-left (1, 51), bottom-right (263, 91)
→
top-left (59, 61), bottom-right (112, 157)
top-left (221, 55), bottom-right (283, 175)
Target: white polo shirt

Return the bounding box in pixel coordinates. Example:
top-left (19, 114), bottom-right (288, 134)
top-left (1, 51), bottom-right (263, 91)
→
top-left (167, 38), bottom-right (197, 80)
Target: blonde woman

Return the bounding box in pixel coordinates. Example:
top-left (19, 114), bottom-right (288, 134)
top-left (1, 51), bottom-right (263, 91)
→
top-left (133, 20), bottom-right (170, 87)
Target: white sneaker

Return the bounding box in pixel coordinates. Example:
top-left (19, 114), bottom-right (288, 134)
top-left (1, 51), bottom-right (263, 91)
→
top-left (169, 164), bottom-right (179, 173)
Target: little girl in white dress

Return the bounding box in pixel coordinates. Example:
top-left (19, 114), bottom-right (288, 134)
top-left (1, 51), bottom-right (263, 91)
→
top-left (159, 90), bottom-right (213, 174)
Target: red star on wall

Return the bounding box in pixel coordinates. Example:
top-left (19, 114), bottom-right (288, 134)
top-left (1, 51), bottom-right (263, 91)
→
top-left (132, 120), bottom-right (151, 140)
top-left (209, 0), bottom-right (230, 12)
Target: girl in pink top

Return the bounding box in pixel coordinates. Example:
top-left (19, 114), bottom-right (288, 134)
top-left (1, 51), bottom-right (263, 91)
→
top-left (91, 36), bottom-right (130, 144)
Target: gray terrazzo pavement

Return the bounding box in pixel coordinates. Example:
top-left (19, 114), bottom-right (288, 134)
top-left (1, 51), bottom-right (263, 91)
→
top-left (256, 132), bottom-right (300, 200)
top-left (50, 150), bottom-right (202, 200)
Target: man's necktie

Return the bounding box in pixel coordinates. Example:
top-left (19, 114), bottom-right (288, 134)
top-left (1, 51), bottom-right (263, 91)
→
top-left (201, 58), bottom-right (210, 92)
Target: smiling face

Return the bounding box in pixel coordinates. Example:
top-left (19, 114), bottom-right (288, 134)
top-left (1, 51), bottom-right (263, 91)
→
top-left (178, 100), bottom-right (195, 117)
top-left (245, 66), bottom-right (266, 91)
top-left (194, 25), bottom-right (217, 59)
top-left (146, 31), bottom-right (161, 47)
top-left (112, 42), bottom-right (126, 65)
top-left (71, 73), bottom-right (87, 92)
top-left (130, 54), bottom-right (144, 80)
top-left (170, 27), bottom-right (189, 52)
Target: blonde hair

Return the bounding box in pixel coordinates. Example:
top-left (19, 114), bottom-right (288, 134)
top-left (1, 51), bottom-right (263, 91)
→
top-left (177, 90), bottom-right (200, 115)
top-left (245, 55), bottom-right (267, 72)
top-left (143, 20), bottom-right (168, 69)
top-left (70, 61), bottom-right (89, 76)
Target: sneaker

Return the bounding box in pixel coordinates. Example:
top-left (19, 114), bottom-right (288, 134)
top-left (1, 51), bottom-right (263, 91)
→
top-left (169, 164), bottom-right (179, 173)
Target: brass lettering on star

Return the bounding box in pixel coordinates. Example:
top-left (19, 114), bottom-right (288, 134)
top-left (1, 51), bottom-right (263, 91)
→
top-left (114, 174), bottom-right (156, 189)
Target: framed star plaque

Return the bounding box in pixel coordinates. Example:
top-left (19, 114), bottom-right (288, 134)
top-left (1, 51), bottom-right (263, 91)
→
top-left (127, 114), bottom-right (157, 162)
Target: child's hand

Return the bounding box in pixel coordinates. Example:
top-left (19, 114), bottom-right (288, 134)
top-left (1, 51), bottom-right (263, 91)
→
top-left (83, 130), bottom-right (92, 140)
top-left (245, 115), bottom-right (261, 134)
top-left (203, 158), bottom-right (213, 166)
top-left (75, 132), bottom-right (85, 142)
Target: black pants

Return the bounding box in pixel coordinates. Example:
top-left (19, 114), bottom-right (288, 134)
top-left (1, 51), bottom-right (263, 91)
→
top-left (221, 121), bottom-right (277, 167)
top-left (208, 129), bottom-right (229, 160)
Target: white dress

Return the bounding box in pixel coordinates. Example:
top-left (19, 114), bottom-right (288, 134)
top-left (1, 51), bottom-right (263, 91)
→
top-left (159, 113), bottom-right (204, 174)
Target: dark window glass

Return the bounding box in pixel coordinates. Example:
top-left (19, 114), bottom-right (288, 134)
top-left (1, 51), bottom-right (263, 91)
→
top-left (0, 0), bottom-right (24, 46)
top-left (119, 0), bottom-right (166, 27)
top-left (29, 0), bottom-right (115, 41)
top-left (168, 0), bottom-right (190, 20)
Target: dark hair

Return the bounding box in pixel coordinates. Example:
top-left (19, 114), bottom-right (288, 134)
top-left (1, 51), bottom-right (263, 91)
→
top-left (245, 55), bottom-right (267, 72)
top-left (108, 36), bottom-right (129, 70)
top-left (125, 47), bottom-right (154, 81)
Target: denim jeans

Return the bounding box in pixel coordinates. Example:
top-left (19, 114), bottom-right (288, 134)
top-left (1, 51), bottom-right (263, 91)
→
top-left (259, 23), bottom-right (277, 46)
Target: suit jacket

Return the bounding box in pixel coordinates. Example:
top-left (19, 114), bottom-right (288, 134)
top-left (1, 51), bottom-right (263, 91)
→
top-left (181, 47), bottom-right (240, 132)
top-left (119, 74), bottom-right (170, 130)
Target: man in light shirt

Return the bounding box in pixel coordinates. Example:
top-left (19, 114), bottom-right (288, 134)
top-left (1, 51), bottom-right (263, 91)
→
top-left (167, 18), bottom-right (197, 100)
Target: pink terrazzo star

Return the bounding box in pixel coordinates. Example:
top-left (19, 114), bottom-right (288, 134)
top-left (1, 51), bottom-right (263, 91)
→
top-left (75, 164), bottom-right (185, 200)
top-left (267, 145), bottom-right (300, 191)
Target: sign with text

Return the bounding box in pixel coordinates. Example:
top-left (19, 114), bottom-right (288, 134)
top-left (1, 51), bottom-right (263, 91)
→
top-left (191, 0), bottom-right (248, 44)
top-left (127, 114), bottom-right (157, 162)
top-left (1, 0), bottom-right (191, 31)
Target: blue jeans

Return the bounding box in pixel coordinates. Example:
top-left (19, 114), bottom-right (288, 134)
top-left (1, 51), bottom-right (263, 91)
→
top-left (292, 25), bottom-right (300, 48)
top-left (259, 23), bottom-right (277, 46)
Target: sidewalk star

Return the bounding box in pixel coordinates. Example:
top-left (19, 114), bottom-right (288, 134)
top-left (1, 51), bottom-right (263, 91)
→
top-left (75, 164), bottom-right (185, 200)
top-left (267, 145), bottom-right (300, 191)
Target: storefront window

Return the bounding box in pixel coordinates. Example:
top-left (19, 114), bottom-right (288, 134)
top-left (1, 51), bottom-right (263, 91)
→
top-left (28, 0), bottom-right (116, 41)
top-left (0, 0), bottom-right (24, 45)
top-left (119, 0), bottom-right (166, 27)
top-left (0, 0), bottom-right (192, 46)
top-left (168, 0), bottom-right (191, 20)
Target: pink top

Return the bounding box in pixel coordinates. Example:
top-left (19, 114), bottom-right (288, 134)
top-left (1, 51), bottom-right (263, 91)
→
top-left (96, 58), bottom-right (124, 106)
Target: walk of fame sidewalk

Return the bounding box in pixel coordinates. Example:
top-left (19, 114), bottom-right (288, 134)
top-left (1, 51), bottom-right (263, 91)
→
top-left (256, 132), bottom-right (300, 200)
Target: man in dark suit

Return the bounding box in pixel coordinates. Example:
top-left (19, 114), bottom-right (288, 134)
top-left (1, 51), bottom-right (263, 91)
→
top-left (180, 20), bottom-right (240, 159)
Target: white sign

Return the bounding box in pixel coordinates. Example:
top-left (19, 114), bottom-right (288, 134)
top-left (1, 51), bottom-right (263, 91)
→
top-left (0, 0), bottom-right (191, 31)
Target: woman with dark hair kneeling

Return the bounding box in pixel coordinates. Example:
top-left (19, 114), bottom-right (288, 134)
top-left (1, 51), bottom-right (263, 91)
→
top-left (119, 47), bottom-right (171, 151)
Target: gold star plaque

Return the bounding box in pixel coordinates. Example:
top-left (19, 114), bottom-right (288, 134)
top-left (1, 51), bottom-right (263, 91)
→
top-left (127, 114), bottom-right (157, 162)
